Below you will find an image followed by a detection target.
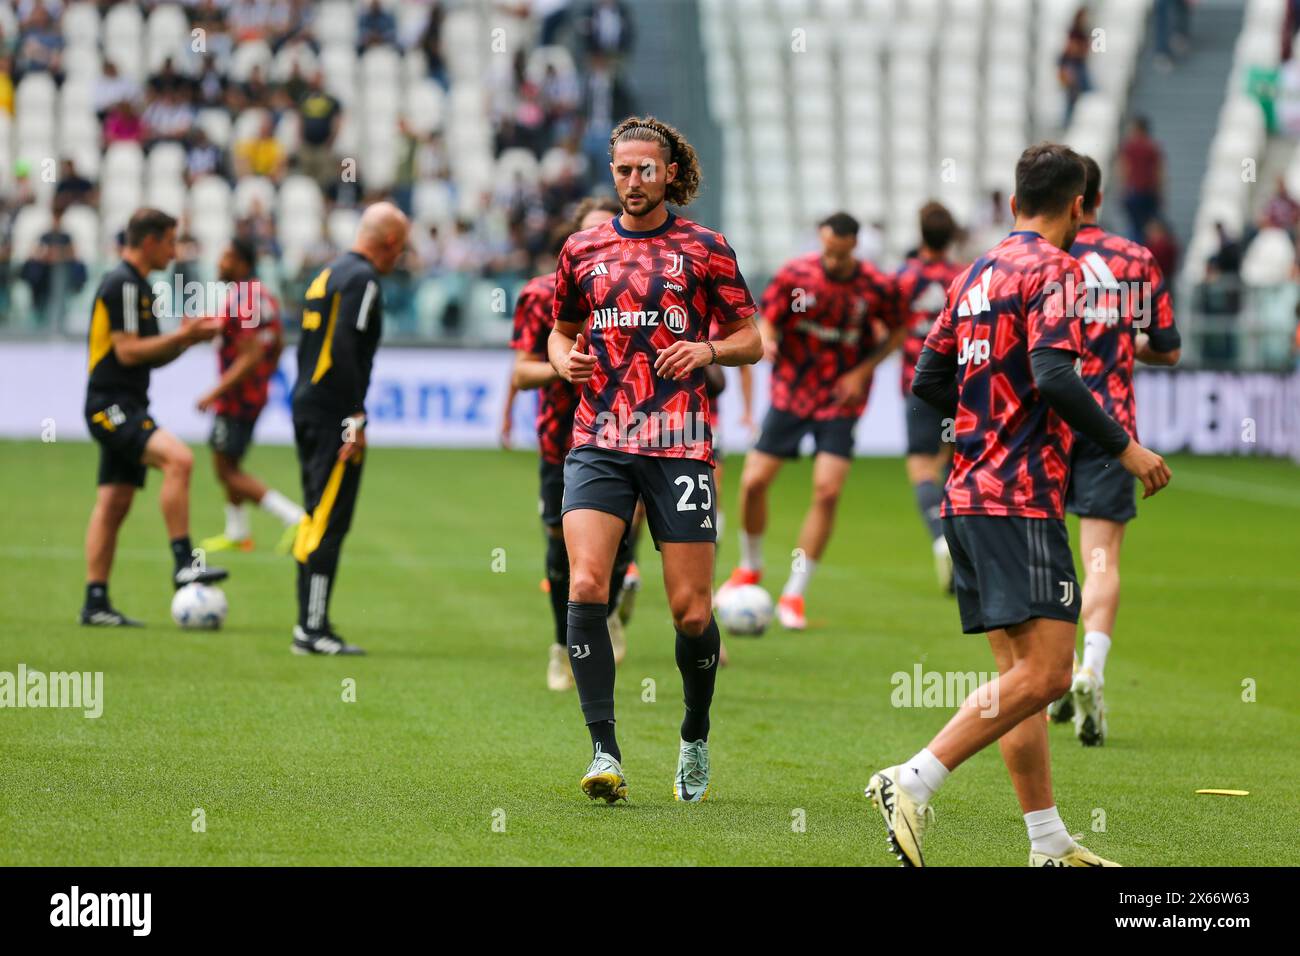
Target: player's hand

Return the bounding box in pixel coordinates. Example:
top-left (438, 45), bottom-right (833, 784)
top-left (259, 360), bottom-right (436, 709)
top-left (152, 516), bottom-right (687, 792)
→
top-left (832, 367), bottom-right (870, 406)
top-left (654, 340), bottom-right (712, 381)
top-left (499, 416), bottom-right (513, 449)
top-left (196, 391), bottom-right (217, 413)
top-left (1118, 439), bottom-right (1170, 498)
top-left (181, 316), bottom-right (222, 344)
top-left (762, 336), bottom-right (778, 364)
top-left (338, 424), bottom-right (367, 463)
top-left (562, 333), bottom-right (598, 385)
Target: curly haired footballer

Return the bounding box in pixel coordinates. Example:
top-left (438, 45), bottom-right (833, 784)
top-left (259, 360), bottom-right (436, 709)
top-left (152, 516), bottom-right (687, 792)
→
top-left (608, 115), bottom-right (703, 207)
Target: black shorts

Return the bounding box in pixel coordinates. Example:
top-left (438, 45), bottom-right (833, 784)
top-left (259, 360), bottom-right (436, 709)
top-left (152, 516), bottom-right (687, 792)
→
top-left (943, 515), bottom-right (1081, 635)
top-left (754, 407), bottom-right (856, 460)
top-left (85, 395), bottom-right (156, 488)
top-left (539, 458), bottom-right (566, 528)
top-left (904, 396), bottom-right (948, 456)
top-left (562, 445), bottom-right (716, 546)
top-left (1066, 436), bottom-right (1136, 523)
top-left (209, 414), bottom-right (259, 462)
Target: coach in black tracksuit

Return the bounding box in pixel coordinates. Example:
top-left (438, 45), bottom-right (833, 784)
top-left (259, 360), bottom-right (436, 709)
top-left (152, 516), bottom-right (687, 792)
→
top-left (289, 202), bottom-right (410, 656)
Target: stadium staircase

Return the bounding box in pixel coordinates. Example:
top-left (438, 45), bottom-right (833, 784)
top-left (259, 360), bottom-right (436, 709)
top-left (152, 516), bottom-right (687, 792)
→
top-left (1123, 0), bottom-right (1247, 249)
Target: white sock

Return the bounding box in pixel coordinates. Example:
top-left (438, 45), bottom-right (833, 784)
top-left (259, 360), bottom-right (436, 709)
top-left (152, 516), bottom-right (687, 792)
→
top-left (224, 503), bottom-right (251, 541)
top-left (1025, 806), bottom-right (1073, 857)
top-left (260, 488), bottom-right (306, 527)
top-left (899, 748), bottom-right (949, 803)
top-left (739, 531), bottom-right (764, 571)
top-left (782, 558), bottom-right (817, 597)
top-left (1082, 631), bottom-right (1111, 684)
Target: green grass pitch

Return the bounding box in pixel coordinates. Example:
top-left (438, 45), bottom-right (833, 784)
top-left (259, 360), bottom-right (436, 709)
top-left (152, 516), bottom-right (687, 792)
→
top-left (1, 438), bottom-right (1297, 866)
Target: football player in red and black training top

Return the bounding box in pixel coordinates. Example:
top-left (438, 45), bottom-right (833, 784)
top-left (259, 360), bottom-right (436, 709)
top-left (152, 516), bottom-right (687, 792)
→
top-left (866, 144), bottom-right (1170, 867)
top-left (895, 202), bottom-right (965, 592)
top-left (511, 196), bottom-right (637, 692)
top-left (721, 212), bottom-right (906, 630)
top-left (197, 238), bottom-right (306, 556)
top-left (80, 208), bottom-right (228, 627)
top-left (548, 116), bottom-right (763, 804)
top-left (1045, 155), bottom-right (1180, 745)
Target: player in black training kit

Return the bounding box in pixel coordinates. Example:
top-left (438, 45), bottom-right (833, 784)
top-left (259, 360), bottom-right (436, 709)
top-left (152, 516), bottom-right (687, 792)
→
top-left (80, 208), bottom-right (229, 626)
top-left (289, 202), bottom-right (410, 655)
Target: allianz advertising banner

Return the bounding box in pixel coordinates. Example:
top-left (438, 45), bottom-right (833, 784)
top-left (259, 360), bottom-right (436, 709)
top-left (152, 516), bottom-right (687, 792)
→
top-left (0, 341), bottom-right (1296, 459)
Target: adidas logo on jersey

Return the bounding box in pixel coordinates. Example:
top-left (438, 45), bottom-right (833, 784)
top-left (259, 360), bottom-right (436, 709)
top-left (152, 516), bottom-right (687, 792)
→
top-left (956, 266), bottom-right (993, 318)
top-left (586, 263), bottom-right (610, 280)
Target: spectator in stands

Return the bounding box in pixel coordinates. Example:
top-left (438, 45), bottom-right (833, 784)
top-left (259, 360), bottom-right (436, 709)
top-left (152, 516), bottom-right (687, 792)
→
top-left (296, 72), bottom-right (342, 197)
top-left (103, 99), bottom-right (145, 145)
top-left (142, 87), bottom-right (197, 149)
top-left (1118, 116), bottom-right (1165, 241)
top-left (235, 198), bottom-right (281, 260)
top-left (536, 0), bottom-right (571, 46)
top-left (575, 0), bottom-right (635, 62)
top-left (95, 62), bottom-right (142, 121)
top-left (579, 51), bottom-right (634, 175)
top-left (53, 158), bottom-right (96, 214)
top-left (357, 0), bottom-right (397, 51)
top-left (1154, 0), bottom-right (1192, 71)
top-left (1143, 217), bottom-right (1180, 281)
top-left (194, 57), bottom-right (229, 111)
top-left (234, 114), bottom-right (287, 182)
top-left (416, 2), bottom-right (450, 89)
top-left (1058, 8), bottom-right (1092, 126)
top-left (1240, 224), bottom-right (1296, 288)
top-left (1262, 176), bottom-right (1300, 235)
top-left (186, 127), bottom-right (228, 184)
top-left (13, 2), bottom-right (63, 81)
top-left (0, 54), bottom-right (15, 117)
top-left (20, 208), bottom-right (86, 324)
top-left (1207, 222), bottom-right (1243, 278)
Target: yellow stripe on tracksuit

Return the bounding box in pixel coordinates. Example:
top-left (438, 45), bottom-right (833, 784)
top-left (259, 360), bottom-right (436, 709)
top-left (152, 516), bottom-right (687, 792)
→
top-left (311, 292), bottom-right (341, 384)
top-left (293, 458), bottom-right (347, 563)
top-left (88, 298), bottom-right (112, 373)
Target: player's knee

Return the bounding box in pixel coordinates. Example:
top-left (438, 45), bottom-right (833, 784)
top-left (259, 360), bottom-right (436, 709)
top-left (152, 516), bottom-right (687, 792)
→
top-left (568, 567), bottom-right (609, 605)
top-left (812, 480), bottom-right (842, 509)
top-left (101, 491), bottom-right (133, 525)
top-left (1040, 665), bottom-right (1073, 703)
top-left (167, 445), bottom-right (194, 479)
top-left (670, 594), bottom-right (711, 636)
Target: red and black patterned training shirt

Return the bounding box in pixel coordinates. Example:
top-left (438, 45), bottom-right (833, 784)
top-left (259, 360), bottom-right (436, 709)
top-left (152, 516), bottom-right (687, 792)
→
top-left (760, 252), bottom-right (904, 420)
top-left (923, 231), bottom-right (1086, 519)
top-left (510, 272), bottom-right (577, 465)
top-left (552, 212), bottom-right (758, 465)
top-left (895, 254), bottom-right (964, 396)
top-left (1068, 223), bottom-right (1179, 441)
top-left (213, 281), bottom-right (282, 420)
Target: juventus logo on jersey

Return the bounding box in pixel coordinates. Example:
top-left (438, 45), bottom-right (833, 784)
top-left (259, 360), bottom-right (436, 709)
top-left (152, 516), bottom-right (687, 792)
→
top-left (665, 252), bottom-right (685, 277)
top-left (586, 263), bottom-right (609, 280)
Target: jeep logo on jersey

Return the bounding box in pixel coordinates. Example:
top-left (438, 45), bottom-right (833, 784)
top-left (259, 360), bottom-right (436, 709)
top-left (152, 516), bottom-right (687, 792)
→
top-left (664, 304), bottom-right (688, 334)
top-left (957, 336), bottom-right (991, 366)
top-left (590, 307), bottom-right (659, 330)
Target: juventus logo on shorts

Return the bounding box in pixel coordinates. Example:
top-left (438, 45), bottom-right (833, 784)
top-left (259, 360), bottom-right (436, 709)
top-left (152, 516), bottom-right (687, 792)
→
top-left (1059, 580), bottom-right (1075, 606)
top-left (665, 252), bottom-right (684, 277)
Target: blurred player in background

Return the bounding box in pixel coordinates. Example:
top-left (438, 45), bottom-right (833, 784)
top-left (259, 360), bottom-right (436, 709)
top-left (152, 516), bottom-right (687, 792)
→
top-left (511, 195), bottom-right (634, 691)
top-left (80, 208), bottom-right (229, 626)
top-left (721, 212), bottom-right (906, 630)
top-left (1046, 155), bottom-right (1180, 745)
top-left (197, 238), bottom-right (305, 555)
top-left (895, 202), bottom-right (964, 592)
top-left (867, 144), bottom-right (1170, 867)
top-left (548, 116), bottom-right (762, 803)
top-left (289, 202), bottom-right (411, 656)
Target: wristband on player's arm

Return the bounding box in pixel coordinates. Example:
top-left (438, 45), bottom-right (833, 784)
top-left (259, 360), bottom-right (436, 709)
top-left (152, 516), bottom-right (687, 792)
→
top-left (1029, 347), bottom-right (1130, 456)
top-left (910, 346), bottom-right (958, 417)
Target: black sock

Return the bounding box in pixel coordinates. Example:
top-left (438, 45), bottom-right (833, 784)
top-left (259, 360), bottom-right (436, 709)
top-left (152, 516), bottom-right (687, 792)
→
top-left (170, 536), bottom-right (193, 573)
top-left (676, 615), bottom-right (721, 742)
top-left (302, 566), bottom-right (334, 634)
top-left (545, 535), bottom-right (570, 646)
top-left (588, 720), bottom-right (620, 763)
top-left (85, 582), bottom-right (108, 610)
top-left (914, 480), bottom-right (944, 541)
top-left (568, 601), bottom-right (617, 755)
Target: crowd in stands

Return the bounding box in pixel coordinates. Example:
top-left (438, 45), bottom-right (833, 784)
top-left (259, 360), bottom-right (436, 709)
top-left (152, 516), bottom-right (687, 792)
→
top-left (0, 0), bottom-right (639, 336)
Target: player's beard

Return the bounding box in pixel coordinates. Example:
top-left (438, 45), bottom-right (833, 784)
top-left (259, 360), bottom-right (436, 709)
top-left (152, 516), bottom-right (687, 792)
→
top-left (620, 190), bottom-right (664, 218)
